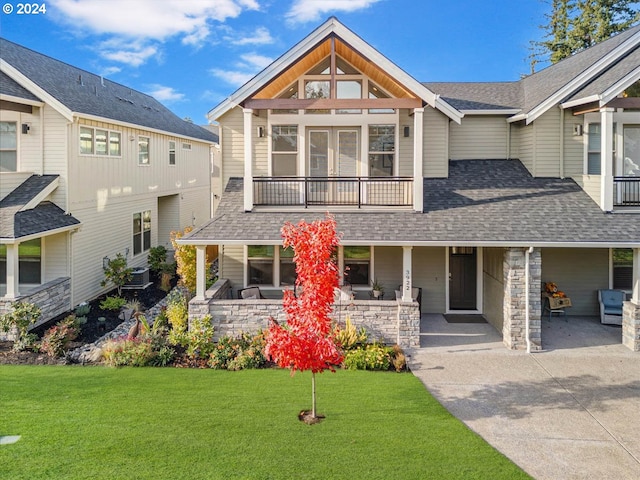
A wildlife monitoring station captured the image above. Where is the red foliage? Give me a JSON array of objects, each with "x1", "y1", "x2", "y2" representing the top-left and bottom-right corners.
[{"x1": 264, "y1": 215, "x2": 344, "y2": 374}]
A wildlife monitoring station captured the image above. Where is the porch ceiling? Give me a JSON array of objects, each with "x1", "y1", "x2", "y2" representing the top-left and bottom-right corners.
[{"x1": 183, "y1": 160, "x2": 640, "y2": 247}]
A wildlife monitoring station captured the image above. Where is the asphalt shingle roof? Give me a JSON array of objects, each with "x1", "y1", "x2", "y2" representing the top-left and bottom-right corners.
[
  {"x1": 0, "y1": 38, "x2": 217, "y2": 143},
  {"x1": 423, "y1": 82, "x2": 522, "y2": 111},
  {"x1": 0, "y1": 175, "x2": 80, "y2": 239},
  {"x1": 185, "y1": 160, "x2": 640, "y2": 246},
  {"x1": 0, "y1": 70, "x2": 40, "y2": 102}
]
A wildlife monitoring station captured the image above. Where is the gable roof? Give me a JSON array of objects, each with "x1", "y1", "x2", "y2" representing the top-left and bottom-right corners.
[
  {"x1": 207, "y1": 17, "x2": 462, "y2": 123},
  {"x1": 0, "y1": 175, "x2": 80, "y2": 240},
  {"x1": 0, "y1": 38, "x2": 217, "y2": 144},
  {"x1": 425, "y1": 24, "x2": 640, "y2": 122},
  {"x1": 0, "y1": 70, "x2": 41, "y2": 102},
  {"x1": 181, "y1": 160, "x2": 640, "y2": 248}
]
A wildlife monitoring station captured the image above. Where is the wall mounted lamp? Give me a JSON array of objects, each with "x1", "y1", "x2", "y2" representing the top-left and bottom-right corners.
[
  {"x1": 403, "y1": 126, "x2": 410, "y2": 137},
  {"x1": 257, "y1": 126, "x2": 265, "y2": 138},
  {"x1": 102, "y1": 256, "x2": 110, "y2": 270},
  {"x1": 22, "y1": 123, "x2": 30, "y2": 134}
]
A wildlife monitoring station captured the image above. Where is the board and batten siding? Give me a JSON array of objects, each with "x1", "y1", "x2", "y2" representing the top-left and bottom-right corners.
[
  {"x1": 413, "y1": 246, "x2": 446, "y2": 312},
  {"x1": 423, "y1": 107, "x2": 449, "y2": 178},
  {"x1": 43, "y1": 232, "x2": 69, "y2": 281},
  {"x1": 541, "y1": 248, "x2": 608, "y2": 316},
  {"x1": 219, "y1": 107, "x2": 245, "y2": 188},
  {"x1": 220, "y1": 244, "x2": 245, "y2": 295},
  {"x1": 449, "y1": 116, "x2": 509, "y2": 160},
  {"x1": 482, "y1": 247, "x2": 504, "y2": 330}
]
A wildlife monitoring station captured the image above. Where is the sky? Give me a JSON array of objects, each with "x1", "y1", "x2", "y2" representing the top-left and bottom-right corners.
[{"x1": 1, "y1": 0, "x2": 549, "y2": 124}]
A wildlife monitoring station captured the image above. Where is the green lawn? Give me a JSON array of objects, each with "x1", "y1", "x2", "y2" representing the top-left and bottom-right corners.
[{"x1": 0, "y1": 366, "x2": 530, "y2": 480}]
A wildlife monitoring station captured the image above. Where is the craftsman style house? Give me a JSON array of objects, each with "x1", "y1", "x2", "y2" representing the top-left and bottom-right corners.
[
  {"x1": 181, "y1": 17, "x2": 640, "y2": 351},
  {"x1": 0, "y1": 38, "x2": 217, "y2": 332}
]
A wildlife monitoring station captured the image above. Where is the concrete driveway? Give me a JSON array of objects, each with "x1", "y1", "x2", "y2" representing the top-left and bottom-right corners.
[{"x1": 409, "y1": 314, "x2": 640, "y2": 480}]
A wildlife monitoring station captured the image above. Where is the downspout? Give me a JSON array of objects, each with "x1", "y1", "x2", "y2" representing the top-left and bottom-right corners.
[{"x1": 525, "y1": 246, "x2": 534, "y2": 354}]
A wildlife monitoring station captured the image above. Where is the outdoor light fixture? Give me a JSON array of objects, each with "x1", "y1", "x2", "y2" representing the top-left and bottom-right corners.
[
  {"x1": 403, "y1": 126, "x2": 410, "y2": 137},
  {"x1": 21, "y1": 123, "x2": 30, "y2": 134},
  {"x1": 102, "y1": 256, "x2": 110, "y2": 269},
  {"x1": 257, "y1": 126, "x2": 265, "y2": 138},
  {"x1": 573, "y1": 124, "x2": 583, "y2": 136}
]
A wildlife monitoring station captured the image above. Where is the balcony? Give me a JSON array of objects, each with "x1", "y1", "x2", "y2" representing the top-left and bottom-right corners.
[
  {"x1": 614, "y1": 177, "x2": 640, "y2": 207},
  {"x1": 253, "y1": 176, "x2": 414, "y2": 208}
]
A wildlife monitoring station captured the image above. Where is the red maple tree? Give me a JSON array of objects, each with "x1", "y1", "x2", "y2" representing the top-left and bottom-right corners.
[{"x1": 264, "y1": 215, "x2": 344, "y2": 420}]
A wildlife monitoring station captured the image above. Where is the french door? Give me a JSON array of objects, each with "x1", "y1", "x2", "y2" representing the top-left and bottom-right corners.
[{"x1": 307, "y1": 128, "x2": 359, "y2": 203}]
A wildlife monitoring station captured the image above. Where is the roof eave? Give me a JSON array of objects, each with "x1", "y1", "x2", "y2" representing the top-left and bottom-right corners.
[
  {"x1": 0, "y1": 222, "x2": 81, "y2": 244},
  {"x1": 0, "y1": 93, "x2": 44, "y2": 107},
  {"x1": 460, "y1": 109, "x2": 520, "y2": 115}
]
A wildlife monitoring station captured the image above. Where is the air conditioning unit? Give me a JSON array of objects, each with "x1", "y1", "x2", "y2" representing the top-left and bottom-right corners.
[{"x1": 126, "y1": 267, "x2": 150, "y2": 287}]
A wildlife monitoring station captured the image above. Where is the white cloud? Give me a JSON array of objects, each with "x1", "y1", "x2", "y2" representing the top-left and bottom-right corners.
[
  {"x1": 51, "y1": 0, "x2": 259, "y2": 40},
  {"x1": 146, "y1": 84, "x2": 186, "y2": 103},
  {"x1": 210, "y1": 52, "x2": 274, "y2": 86},
  {"x1": 228, "y1": 27, "x2": 274, "y2": 46},
  {"x1": 286, "y1": 0, "x2": 381, "y2": 24},
  {"x1": 98, "y1": 38, "x2": 159, "y2": 67},
  {"x1": 99, "y1": 66, "x2": 122, "y2": 77}
]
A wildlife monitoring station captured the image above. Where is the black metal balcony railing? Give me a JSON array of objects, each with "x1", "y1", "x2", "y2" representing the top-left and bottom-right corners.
[
  {"x1": 253, "y1": 176, "x2": 413, "y2": 208},
  {"x1": 614, "y1": 177, "x2": 640, "y2": 207}
]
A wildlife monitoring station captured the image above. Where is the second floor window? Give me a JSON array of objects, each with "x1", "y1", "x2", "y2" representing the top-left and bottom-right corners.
[
  {"x1": 169, "y1": 141, "x2": 176, "y2": 165},
  {"x1": 587, "y1": 123, "x2": 601, "y2": 175},
  {"x1": 138, "y1": 136, "x2": 150, "y2": 165},
  {"x1": 0, "y1": 121, "x2": 17, "y2": 172},
  {"x1": 80, "y1": 126, "x2": 121, "y2": 157},
  {"x1": 369, "y1": 125, "x2": 395, "y2": 176},
  {"x1": 272, "y1": 126, "x2": 298, "y2": 176}
]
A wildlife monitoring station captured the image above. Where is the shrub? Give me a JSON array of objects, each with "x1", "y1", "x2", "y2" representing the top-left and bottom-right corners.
[
  {"x1": 102, "y1": 333, "x2": 174, "y2": 367},
  {"x1": 100, "y1": 253, "x2": 133, "y2": 296},
  {"x1": 0, "y1": 301, "x2": 41, "y2": 351},
  {"x1": 333, "y1": 316, "x2": 368, "y2": 351},
  {"x1": 170, "y1": 227, "x2": 212, "y2": 293},
  {"x1": 343, "y1": 344, "x2": 392, "y2": 371},
  {"x1": 184, "y1": 315, "x2": 215, "y2": 360},
  {"x1": 100, "y1": 295, "x2": 127, "y2": 311},
  {"x1": 207, "y1": 332, "x2": 268, "y2": 370},
  {"x1": 147, "y1": 245, "x2": 168, "y2": 274},
  {"x1": 166, "y1": 290, "x2": 189, "y2": 346},
  {"x1": 40, "y1": 317, "x2": 79, "y2": 357},
  {"x1": 391, "y1": 344, "x2": 407, "y2": 372}
]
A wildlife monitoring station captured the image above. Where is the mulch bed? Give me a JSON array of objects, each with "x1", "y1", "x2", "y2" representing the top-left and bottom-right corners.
[{"x1": 0, "y1": 274, "x2": 176, "y2": 366}]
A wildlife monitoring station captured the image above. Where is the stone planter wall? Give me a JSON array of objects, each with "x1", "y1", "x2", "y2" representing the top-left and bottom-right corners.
[
  {"x1": 0, "y1": 278, "x2": 71, "y2": 341},
  {"x1": 622, "y1": 300, "x2": 640, "y2": 352}
]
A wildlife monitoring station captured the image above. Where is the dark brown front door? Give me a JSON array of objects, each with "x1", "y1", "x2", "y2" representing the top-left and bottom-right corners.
[{"x1": 449, "y1": 247, "x2": 477, "y2": 310}]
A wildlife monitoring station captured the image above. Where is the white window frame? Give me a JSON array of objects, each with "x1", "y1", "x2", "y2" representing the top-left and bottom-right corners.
[
  {"x1": 79, "y1": 126, "x2": 122, "y2": 157},
  {"x1": 243, "y1": 245, "x2": 297, "y2": 288},
  {"x1": 182, "y1": 142, "x2": 192, "y2": 150},
  {"x1": 270, "y1": 125, "x2": 299, "y2": 176},
  {"x1": 368, "y1": 124, "x2": 397, "y2": 176},
  {"x1": 138, "y1": 135, "x2": 150, "y2": 165},
  {"x1": 132, "y1": 210, "x2": 151, "y2": 256},
  {"x1": 169, "y1": 140, "x2": 176, "y2": 166},
  {"x1": 0, "y1": 119, "x2": 19, "y2": 172}
]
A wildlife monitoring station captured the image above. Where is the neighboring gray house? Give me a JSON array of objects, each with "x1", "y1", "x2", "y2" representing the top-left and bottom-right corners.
[
  {"x1": 180, "y1": 17, "x2": 640, "y2": 352},
  {"x1": 0, "y1": 38, "x2": 217, "y2": 332}
]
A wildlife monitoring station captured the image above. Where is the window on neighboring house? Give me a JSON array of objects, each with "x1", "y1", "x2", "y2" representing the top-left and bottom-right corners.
[
  {"x1": 613, "y1": 248, "x2": 633, "y2": 290},
  {"x1": 0, "y1": 121, "x2": 18, "y2": 172},
  {"x1": 272, "y1": 125, "x2": 298, "y2": 176},
  {"x1": 246, "y1": 246, "x2": 296, "y2": 286},
  {"x1": 133, "y1": 210, "x2": 151, "y2": 255},
  {"x1": 369, "y1": 125, "x2": 395, "y2": 176},
  {"x1": 0, "y1": 239, "x2": 41, "y2": 284},
  {"x1": 138, "y1": 136, "x2": 150, "y2": 165},
  {"x1": 343, "y1": 246, "x2": 371, "y2": 286},
  {"x1": 80, "y1": 126, "x2": 94, "y2": 155},
  {"x1": 182, "y1": 143, "x2": 191, "y2": 150},
  {"x1": 169, "y1": 141, "x2": 176, "y2": 166},
  {"x1": 80, "y1": 126, "x2": 121, "y2": 157}
]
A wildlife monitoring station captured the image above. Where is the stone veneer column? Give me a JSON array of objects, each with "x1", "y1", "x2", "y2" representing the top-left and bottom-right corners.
[
  {"x1": 622, "y1": 301, "x2": 640, "y2": 351},
  {"x1": 503, "y1": 248, "x2": 542, "y2": 350}
]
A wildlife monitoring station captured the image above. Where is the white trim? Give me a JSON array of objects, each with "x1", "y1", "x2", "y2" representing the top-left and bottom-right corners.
[
  {"x1": 444, "y1": 246, "x2": 483, "y2": 314},
  {"x1": 561, "y1": 95, "x2": 601, "y2": 109},
  {"x1": 600, "y1": 64, "x2": 640, "y2": 105},
  {"x1": 524, "y1": 29, "x2": 640, "y2": 125},
  {"x1": 0, "y1": 224, "x2": 80, "y2": 244},
  {"x1": 0, "y1": 93, "x2": 44, "y2": 107},
  {"x1": 207, "y1": 18, "x2": 462, "y2": 124},
  {"x1": 460, "y1": 109, "x2": 520, "y2": 115},
  {"x1": 22, "y1": 177, "x2": 59, "y2": 211},
  {"x1": 1, "y1": 60, "x2": 73, "y2": 121}
]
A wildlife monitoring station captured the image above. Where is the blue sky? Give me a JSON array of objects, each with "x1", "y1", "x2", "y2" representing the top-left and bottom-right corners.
[{"x1": 1, "y1": 0, "x2": 549, "y2": 123}]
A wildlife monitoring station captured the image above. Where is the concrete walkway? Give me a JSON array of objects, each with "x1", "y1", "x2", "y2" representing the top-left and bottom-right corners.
[{"x1": 409, "y1": 314, "x2": 640, "y2": 480}]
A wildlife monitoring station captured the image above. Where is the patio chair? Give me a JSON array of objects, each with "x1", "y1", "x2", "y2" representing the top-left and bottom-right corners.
[
  {"x1": 597, "y1": 289, "x2": 624, "y2": 325},
  {"x1": 238, "y1": 286, "x2": 264, "y2": 300},
  {"x1": 396, "y1": 285, "x2": 422, "y2": 311}
]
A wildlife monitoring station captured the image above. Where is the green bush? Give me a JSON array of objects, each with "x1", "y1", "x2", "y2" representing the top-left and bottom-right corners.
[
  {"x1": 40, "y1": 317, "x2": 79, "y2": 357},
  {"x1": 147, "y1": 246, "x2": 168, "y2": 274},
  {"x1": 102, "y1": 333, "x2": 175, "y2": 367},
  {"x1": 343, "y1": 344, "x2": 392, "y2": 371},
  {"x1": 100, "y1": 253, "x2": 133, "y2": 296},
  {"x1": 208, "y1": 332, "x2": 267, "y2": 370},
  {"x1": 0, "y1": 301, "x2": 41, "y2": 351},
  {"x1": 184, "y1": 315, "x2": 215, "y2": 360},
  {"x1": 166, "y1": 290, "x2": 189, "y2": 346},
  {"x1": 334, "y1": 316, "x2": 368, "y2": 351},
  {"x1": 100, "y1": 295, "x2": 127, "y2": 311}
]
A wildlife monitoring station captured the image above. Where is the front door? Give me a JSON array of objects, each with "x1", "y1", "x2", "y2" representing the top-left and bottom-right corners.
[
  {"x1": 449, "y1": 247, "x2": 477, "y2": 310},
  {"x1": 307, "y1": 128, "x2": 359, "y2": 204}
]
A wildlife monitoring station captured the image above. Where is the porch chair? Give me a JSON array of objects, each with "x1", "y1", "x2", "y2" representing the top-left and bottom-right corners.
[
  {"x1": 396, "y1": 285, "x2": 422, "y2": 312},
  {"x1": 238, "y1": 286, "x2": 264, "y2": 300},
  {"x1": 597, "y1": 289, "x2": 624, "y2": 325}
]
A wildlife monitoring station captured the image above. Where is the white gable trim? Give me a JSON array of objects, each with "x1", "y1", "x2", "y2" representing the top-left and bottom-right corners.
[
  {"x1": 460, "y1": 109, "x2": 520, "y2": 115},
  {"x1": 518, "y1": 30, "x2": 640, "y2": 125},
  {"x1": 560, "y1": 95, "x2": 600, "y2": 109},
  {"x1": 22, "y1": 177, "x2": 59, "y2": 211},
  {"x1": 207, "y1": 17, "x2": 462, "y2": 124},
  {"x1": 600, "y1": 64, "x2": 640, "y2": 105},
  {"x1": 1, "y1": 59, "x2": 74, "y2": 121},
  {"x1": 0, "y1": 93, "x2": 44, "y2": 107}
]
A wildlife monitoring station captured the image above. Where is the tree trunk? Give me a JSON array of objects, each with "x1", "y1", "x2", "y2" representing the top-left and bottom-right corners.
[{"x1": 311, "y1": 372, "x2": 316, "y2": 418}]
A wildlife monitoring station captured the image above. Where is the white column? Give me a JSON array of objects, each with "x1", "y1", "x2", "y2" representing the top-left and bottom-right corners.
[
  {"x1": 413, "y1": 108, "x2": 424, "y2": 212},
  {"x1": 5, "y1": 243, "x2": 19, "y2": 298},
  {"x1": 243, "y1": 108, "x2": 254, "y2": 212},
  {"x1": 195, "y1": 245, "x2": 207, "y2": 301},
  {"x1": 402, "y1": 246, "x2": 413, "y2": 302},
  {"x1": 600, "y1": 108, "x2": 614, "y2": 212},
  {"x1": 632, "y1": 248, "x2": 640, "y2": 304}
]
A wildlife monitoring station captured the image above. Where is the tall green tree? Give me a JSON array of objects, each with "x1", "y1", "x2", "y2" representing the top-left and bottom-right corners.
[{"x1": 532, "y1": 0, "x2": 639, "y2": 69}]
